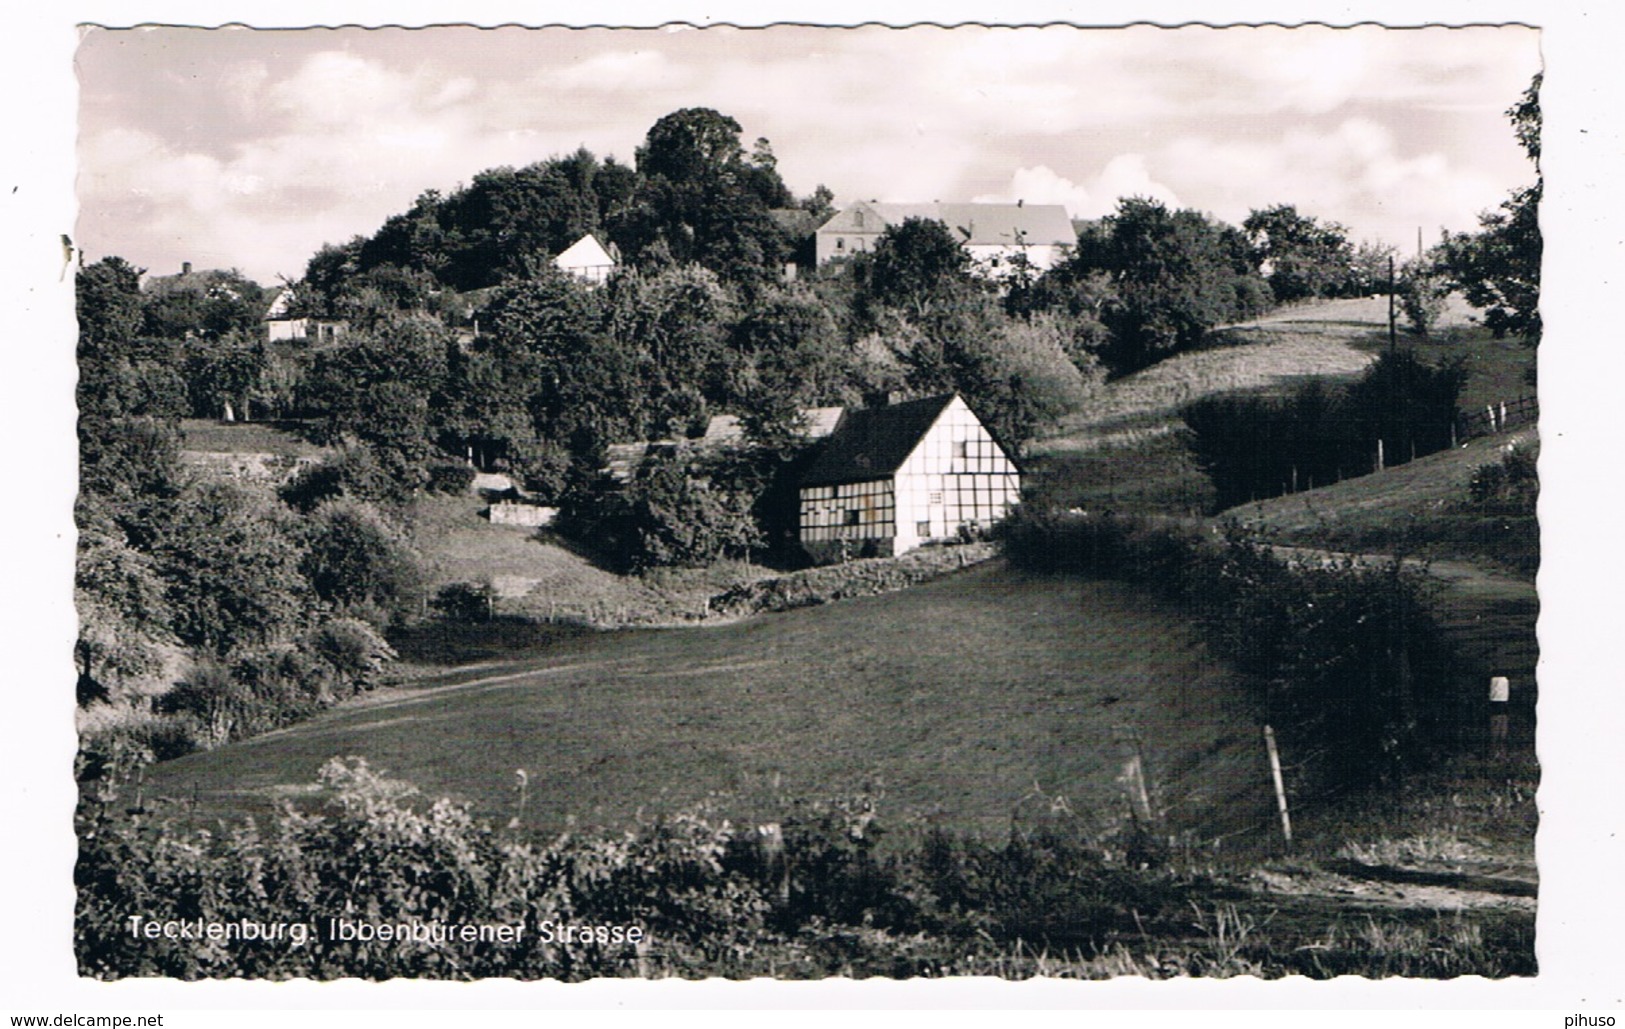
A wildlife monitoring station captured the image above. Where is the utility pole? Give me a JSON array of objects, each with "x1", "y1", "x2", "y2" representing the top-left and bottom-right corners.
[{"x1": 1387, "y1": 254, "x2": 1398, "y2": 354}]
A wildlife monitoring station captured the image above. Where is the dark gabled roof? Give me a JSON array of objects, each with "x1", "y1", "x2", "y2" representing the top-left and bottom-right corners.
[{"x1": 799, "y1": 394, "x2": 957, "y2": 488}]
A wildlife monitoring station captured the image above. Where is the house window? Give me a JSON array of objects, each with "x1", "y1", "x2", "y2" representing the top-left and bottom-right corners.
[
  {"x1": 952, "y1": 441, "x2": 968, "y2": 460},
  {"x1": 916, "y1": 520, "x2": 931, "y2": 537},
  {"x1": 836, "y1": 238, "x2": 846, "y2": 251},
  {"x1": 854, "y1": 211, "x2": 865, "y2": 229},
  {"x1": 844, "y1": 509, "x2": 860, "y2": 526}
]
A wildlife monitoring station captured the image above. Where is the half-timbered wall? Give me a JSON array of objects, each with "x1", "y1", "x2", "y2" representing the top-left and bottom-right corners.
[{"x1": 798, "y1": 479, "x2": 896, "y2": 549}]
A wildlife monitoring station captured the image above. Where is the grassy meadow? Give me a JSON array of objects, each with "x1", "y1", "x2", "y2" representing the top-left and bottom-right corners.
[
  {"x1": 1026, "y1": 292, "x2": 1535, "y2": 517},
  {"x1": 145, "y1": 561, "x2": 1274, "y2": 846}
]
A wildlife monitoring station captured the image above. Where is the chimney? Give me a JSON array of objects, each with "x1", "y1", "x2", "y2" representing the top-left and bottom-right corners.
[
  {"x1": 182, "y1": 261, "x2": 192, "y2": 276},
  {"x1": 1017, "y1": 198, "x2": 1024, "y2": 207}
]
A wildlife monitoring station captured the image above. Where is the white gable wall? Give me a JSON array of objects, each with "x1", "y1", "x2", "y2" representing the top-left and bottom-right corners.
[
  {"x1": 554, "y1": 235, "x2": 617, "y2": 285},
  {"x1": 267, "y1": 318, "x2": 309, "y2": 342},
  {"x1": 965, "y1": 243, "x2": 1073, "y2": 279},
  {"x1": 891, "y1": 396, "x2": 1021, "y2": 554}
]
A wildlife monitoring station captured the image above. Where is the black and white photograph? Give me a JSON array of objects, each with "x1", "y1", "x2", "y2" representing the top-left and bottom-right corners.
[{"x1": 6, "y1": 0, "x2": 1625, "y2": 1017}]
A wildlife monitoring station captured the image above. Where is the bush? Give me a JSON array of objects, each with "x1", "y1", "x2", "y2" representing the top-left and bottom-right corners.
[
  {"x1": 425, "y1": 460, "x2": 477, "y2": 495},
  {"x1": 75, "y1": 757, "x2": 1194, "y2": 980},
  {"x1": 307, "y1": 618, "x2": 397, "y2": 694},
  {"x1": 300, "y1": 498, "x2": 423, "y2": 627},
  {"x1": 147, "y1": 618, "x2": 399, "y2": 747},
  {"x1": 432, "y1": 581, "x2": 495, "y2": 622},
  {"x1": 280, "y1": 445, "x2": 409, "y2": 513},
  {"x1": 1467, "y1": 440, "x2": 1538, "y2": 511},
  {"x1": 76, "y1": 709, "x2": 204, "y2": 776},
  {"x1": 1398, "y1": 263, "x2": 1448, "y2": 336}
]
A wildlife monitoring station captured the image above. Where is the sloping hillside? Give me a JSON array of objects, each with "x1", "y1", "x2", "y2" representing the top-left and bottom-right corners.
[
  {"x1": 404, "y1": 494, "x2": 777, "y2": 631},
  {"x1": 1229, "y1": 427, "x2": 1537, "y2": 548},
  {"x1": 145, "y1": 561, "x2": 1273, "y2": 844},
  {"x1": 1039, "y1": 293, "x2": 1491, "y2": 452}
]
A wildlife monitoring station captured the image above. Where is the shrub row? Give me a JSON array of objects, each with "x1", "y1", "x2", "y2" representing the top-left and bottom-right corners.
[
  {"x1": 76, "y1": 756, "x2": 1531, "y2": 980},
  {"x1": 74, "y1": 756, "x2": 1211, "y2": 980},
  {"x1": 77, "y1": 618, "x2": 398, "y2": 776},
  {"x1": 1181, "y1": 350, "x2": 1467, "y2": 511},
  {"x1": 707, "y1": 543, "x2": 996, "y2": 617}
]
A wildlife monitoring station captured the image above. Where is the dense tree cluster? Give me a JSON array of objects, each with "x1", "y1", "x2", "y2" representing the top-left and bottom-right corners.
[
  {"x1": 1016, "y1": 198, "x2": 1272, "y2": 373},
  {"x1": 75, "y1": 261, "x2": 422, "y2": 761},
  {"x1": 1433, "y1": 74, "x2": 1542, "y2": 347}
]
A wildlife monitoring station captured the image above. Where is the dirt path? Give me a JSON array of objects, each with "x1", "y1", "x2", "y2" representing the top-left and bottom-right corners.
[{"x1": 1250, "y1": 859, "x2": 1536, "y2": 913}]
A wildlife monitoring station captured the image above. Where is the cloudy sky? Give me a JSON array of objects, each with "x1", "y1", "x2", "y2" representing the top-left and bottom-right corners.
[{"x1": 77, "y1": 23, "x2": 1542, "y2": 284}]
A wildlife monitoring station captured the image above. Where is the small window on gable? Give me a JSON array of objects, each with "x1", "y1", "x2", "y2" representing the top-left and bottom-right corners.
[
  {"x1": 952, "y1": 441, "x2": 968, "y2": 460},
  {"x1": 854, "y1": 211, "x2": 865, "y2": 229}
]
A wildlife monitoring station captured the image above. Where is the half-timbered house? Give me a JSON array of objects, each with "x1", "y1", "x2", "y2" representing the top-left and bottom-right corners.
[{"x1": 798, "y1": 394, "x2": 1020, "y2": 562}]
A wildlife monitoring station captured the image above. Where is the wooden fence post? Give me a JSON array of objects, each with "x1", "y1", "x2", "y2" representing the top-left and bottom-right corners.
[
  {"x1": 1116, "y1": 728, "x2": 1154, "y2": 825},
  {"x1": 1489, "y1": 676, "x2": 1510, "y2": 760},
  {"x1": 1263, "y1": 725, "x2": 1292, "y2": 849}
]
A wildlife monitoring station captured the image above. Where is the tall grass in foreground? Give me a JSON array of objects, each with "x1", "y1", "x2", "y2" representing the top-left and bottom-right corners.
[{"x1": 76, "y1": 754, "x2": 1532, "y2": 981}]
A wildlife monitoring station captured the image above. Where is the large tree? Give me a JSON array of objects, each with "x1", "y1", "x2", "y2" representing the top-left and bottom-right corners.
[
  {"x1": 304, "y1": 314, "x2": 453, "y2": 477},
  {"x1": 1437, "y1": 73, "x2": 1542, "y2": 345},
  {"x1": 614, "y1": 108, "x2": 794, "y2": 285},
  {"x1": 855, "y1": 216, "x2": 979, "y2": 324},
  {"x1": 1082, "y1": 197, "x2": 1270, "y2": 371},
  {"x1": 1243, "y1": 204, "x2": 1356, "y2": 302}
]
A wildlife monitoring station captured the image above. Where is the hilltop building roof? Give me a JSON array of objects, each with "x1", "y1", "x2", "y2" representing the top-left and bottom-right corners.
[{"x1": 817, "y1": 201, "x2": 1075, "y2": 247}]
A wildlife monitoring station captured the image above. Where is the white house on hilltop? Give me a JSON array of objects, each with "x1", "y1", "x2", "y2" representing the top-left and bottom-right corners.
[
  {"x1": 815, "y1": 201, "x2": 1075, "y2": 279},
  {"x1": 798, "y1": 394, "x2": 1021, "y2": 563},
  {"x1": 554, "y1": 233, "x2": 619, "y2": 286}
]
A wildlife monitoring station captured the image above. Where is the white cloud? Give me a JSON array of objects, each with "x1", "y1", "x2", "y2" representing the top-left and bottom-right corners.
[
  {"x1": 74, "y1": 26, "x2": 1543, "y2": 283},
  {"x1": 975, "y1": 160, "x2": 1182, "y2": 221},
  {"x1": 532, "y1": 50, "x2": 684, "y2": 93},
  {"x1": 1160, "y1": 118, "x2": 1512, "y2": 248}
]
